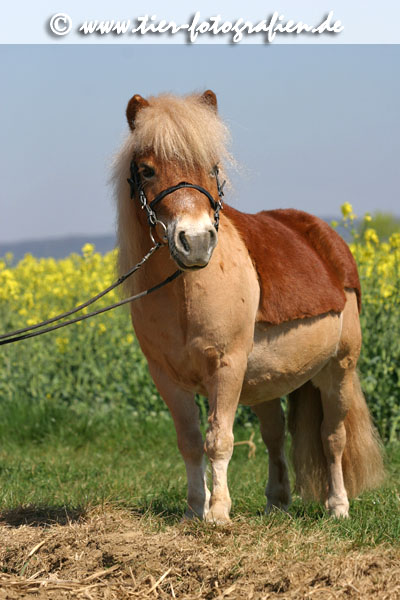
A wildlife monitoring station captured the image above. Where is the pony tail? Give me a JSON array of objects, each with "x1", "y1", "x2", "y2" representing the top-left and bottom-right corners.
[
  {"x1": 288, "y1": 376, "x2": 385, "y2": 502},
  {"x1": 340, "y1": 373, "x2": 385, "y2": 497}
]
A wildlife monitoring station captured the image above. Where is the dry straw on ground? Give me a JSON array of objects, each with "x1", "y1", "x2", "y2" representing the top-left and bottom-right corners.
[{"x1": 0, "y1": 507, "x2": 399, "y2": 599}]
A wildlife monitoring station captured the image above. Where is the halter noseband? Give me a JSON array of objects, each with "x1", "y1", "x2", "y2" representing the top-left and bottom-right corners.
[{"x1": 127, "y1": 160, "x2": 225, "y2": 236}]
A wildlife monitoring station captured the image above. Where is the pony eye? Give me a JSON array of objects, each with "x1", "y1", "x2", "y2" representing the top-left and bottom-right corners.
[
  {"x1": 210, "y1": 165, "x2": 218, "y2": 177},
  {"x1": 141, "y1": 165, "x2": 155, "y2": 179}
]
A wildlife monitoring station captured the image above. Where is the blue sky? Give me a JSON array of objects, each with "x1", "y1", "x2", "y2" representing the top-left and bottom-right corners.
[{"x1": 0, "y1": 44, "x2": 399, "y2": 242}]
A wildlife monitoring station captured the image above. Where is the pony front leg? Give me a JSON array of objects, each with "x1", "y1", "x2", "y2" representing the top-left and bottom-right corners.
[
  {"x1": 147, "y1": 362, "x2": 210, "y2": 520},
  {"x1": 205, "y1": 354, "x2": 247, "y2": 524}
]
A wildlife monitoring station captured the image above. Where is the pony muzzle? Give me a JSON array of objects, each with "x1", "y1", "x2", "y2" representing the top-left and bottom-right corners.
[{"x1": 171, "y1": 224, "x2": 217, "y2": 269}]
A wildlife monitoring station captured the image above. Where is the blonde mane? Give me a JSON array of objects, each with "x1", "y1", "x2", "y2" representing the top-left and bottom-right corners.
[
  {"x1": 132, "y1": 93, "x2": 232, "y2": 170},
  {"x1": 113, "y1": 92, "x2": 233, "y2": 281}
]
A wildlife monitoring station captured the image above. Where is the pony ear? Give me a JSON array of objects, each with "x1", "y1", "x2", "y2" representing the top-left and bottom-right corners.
[
  {"x1": 201, "y1": 90, "x2": 218, "y2": 111},
  {"x1": 126, "y1": 94, "x2": 149, "y2": 131}
]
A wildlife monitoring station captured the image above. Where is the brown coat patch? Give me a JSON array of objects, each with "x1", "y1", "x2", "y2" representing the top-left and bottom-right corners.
[{"x1": 223, "y1": 206, "x2": 361, "y2": 325}]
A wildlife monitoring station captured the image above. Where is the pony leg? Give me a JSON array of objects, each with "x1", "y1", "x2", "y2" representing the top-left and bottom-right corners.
[
  {"x1": 252, "y1": 399, "x2": 291, "y2": 513},
  {"x1": 313, "y1": 366, "x2": 353, "y2": 518},
  {"x1": 204, "y1": 353, "x2": 247, "y2": 524},
  {"x1": 292, "y1": 292, "x2": 383, "y2": 514},
  {"x1": 148, "y1": 363, "x2": 210, "y2": 520}
]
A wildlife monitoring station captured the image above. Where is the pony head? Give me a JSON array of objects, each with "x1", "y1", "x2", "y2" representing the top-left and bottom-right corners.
[{"x1": 123, "y1": 91, "x2": 231, "y2": 270}]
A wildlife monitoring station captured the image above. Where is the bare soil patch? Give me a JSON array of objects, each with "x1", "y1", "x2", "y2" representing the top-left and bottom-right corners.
[{"x1": 0, "y1": 507, "x2": 399, "y2": 599}]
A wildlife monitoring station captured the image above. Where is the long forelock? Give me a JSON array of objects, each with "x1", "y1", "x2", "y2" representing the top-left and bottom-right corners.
[
  {"x1": 130, "y1": 94, "x2": 232, "y2": 172},
  {"x1": 112, "y1": 93, "x2": 234, "y2": 282}
]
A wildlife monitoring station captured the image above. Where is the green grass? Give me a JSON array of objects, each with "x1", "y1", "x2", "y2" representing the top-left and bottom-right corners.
[{"x1": 1, "y1": 414, "x2": 399, "y2": 548}]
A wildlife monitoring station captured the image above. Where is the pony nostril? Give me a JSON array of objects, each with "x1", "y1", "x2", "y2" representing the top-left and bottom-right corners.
[
  {"x1": 209, "y1": 228, "x2": 216, "y2": 244},
  {"x1": 178, "y1": 231, "x2": 190, "y2": 253}
]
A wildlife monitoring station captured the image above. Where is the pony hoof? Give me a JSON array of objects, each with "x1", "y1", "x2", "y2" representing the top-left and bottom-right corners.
[
  {"x1": 265, "y1": 501, "x2": 290, "y2": 515},
  {"x1": 180, "y1": 511, "x2": 200, "y2": 523},
  {"x1": 265, "y1": 489, "x2": 291, "y2": 515},
  {"x1": 205, "y1": 507, "x2": 231, "y2": 525},
  {"x1": 328, "y1": 502, "x2": 349, "y2": 519},
  {"x1": 181, "y1": 505, "x2": 208, "y2": 522},
  {"x1": 329, "y1": 508, "x2": 349, "y2": 519}
]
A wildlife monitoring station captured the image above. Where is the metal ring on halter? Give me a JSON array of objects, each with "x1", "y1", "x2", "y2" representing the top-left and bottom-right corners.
[{"x1": 150, "y1": 219, "x2": 168, "y2": 245}]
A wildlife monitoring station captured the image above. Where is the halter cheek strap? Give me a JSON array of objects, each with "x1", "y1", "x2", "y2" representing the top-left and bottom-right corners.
[{"x1": 127, "y1": 160, "x2": 225, "y2": 231}]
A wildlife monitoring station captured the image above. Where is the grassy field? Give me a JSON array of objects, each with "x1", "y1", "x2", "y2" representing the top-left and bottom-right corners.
[
  {"x1": 0, "y1": 417, "x2": 399, "y2": 544},
  {"x1": 0, "y1": 418, "x2": 399, "y2": 599}
]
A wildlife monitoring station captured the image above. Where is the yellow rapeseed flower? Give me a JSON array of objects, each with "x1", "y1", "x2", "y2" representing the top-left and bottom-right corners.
[
  {"x1": 55, "y1": 337, "x2": 69, "y2": 353},
  {"x1": 364, "y1": 228, "x2": 379, "y2": 245},
  {"x1": 389, "y1": 232, "x2": 400, "y2": 249},
  {"x1": 341, "y1": 202, "x2": 353, "y2": 219},
  {"x1": 82, "y1": 243, "x2": 95, "y2": 258}
]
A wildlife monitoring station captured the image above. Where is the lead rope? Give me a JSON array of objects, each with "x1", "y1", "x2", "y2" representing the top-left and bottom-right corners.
[
  {"x1": 0, "y1": 243, "x2": 182, "y2": 346},
  {"x1": 1, "y1": 164, "x2": 224, "y2": 346}
]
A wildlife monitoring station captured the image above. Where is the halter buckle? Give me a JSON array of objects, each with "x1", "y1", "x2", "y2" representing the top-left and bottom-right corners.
[{"x1": 150, "y1": 219, "x2": 168, "y2": 245}]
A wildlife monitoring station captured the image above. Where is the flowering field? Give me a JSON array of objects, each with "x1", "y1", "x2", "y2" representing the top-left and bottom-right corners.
[
  {"x1": 0, "y1": 206, "x2": 399, "y2": 443},
  {"x1": 339, "y1": 204, "x2": 400, "y2": 442}
]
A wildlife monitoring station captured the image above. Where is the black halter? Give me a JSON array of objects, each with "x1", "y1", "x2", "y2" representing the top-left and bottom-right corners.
[{"x1": 127, "y1": 160, "x2": 225, "y2": 232}]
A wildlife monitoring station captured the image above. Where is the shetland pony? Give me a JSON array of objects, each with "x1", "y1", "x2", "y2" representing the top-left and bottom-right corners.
[{"x1": 113, "y1": 91, "x2": 383, "y2": 523}]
